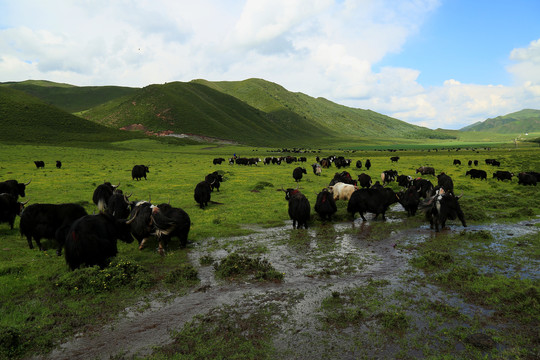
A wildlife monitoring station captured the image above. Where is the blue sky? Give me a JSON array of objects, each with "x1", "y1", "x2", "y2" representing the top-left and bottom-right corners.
[
  {"x1": 1, "y1": 0, "x2": 539, "y2": 130},
  {"x1": 376, "y1": 0, "x2": 540, "y2": 87}
]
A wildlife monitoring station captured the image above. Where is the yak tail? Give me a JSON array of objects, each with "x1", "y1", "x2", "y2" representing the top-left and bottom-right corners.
[{"x1": 97, "y1": 198, "x2": 107, "y2": 213}]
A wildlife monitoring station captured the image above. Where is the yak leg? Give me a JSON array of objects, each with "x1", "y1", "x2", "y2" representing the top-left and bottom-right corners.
[
  {"x1": 158, "y1": 241, "x2": 165, "y2": 256},
  {"x1": 139, "y1": 237, "x2": 149, "y2": 250},
  {"x1": 26, "y1": 236, "x2": 34, "y2": 249}
]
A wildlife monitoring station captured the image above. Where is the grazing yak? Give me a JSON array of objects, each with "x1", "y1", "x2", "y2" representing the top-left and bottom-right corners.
[
  {"x1": 357, "y1": 173, "x2": 372, "y2": 188},
  {"x1": 293, "y1": 167, "x2": 307, "y2": 182},
  {"x1": 355, "y1": 160, "x2": 362, "y2": 169},
  {"x1": 92, "y1": 182, "x2": 120, "y2": 212},
  {"x1": 518, "y1": 172, "x2": 537, "y2": 186},
  {"x1": 213, "y1": 158, "x2": 226, "y2": 165},
  {"x1": 421, "y1": 191, "x2": 466, "y2": 232},
  {"x1": 128, "y1": 202, "x2": 191, "y2": 254},
  {"x1": 329, "y1": 171, "x2": 356, "y2": 186},
  {"x1": 20, "y1": 203, "x2": 88, "y2": 255},
  {"x1": 397, "y1": 185, "x2": 421, "y2": 217},
  {"x1": 453, "y1": 159, "x2": 461, "y2": 165},
  {"x1": 493, "y1": 171, "x2": 513, "y2": 181},
  {"x1": 412, "y1": 178, "x2": 434, "y2": 199},
  {"x1": 347, "y1": 187, "x2": 398, "y2": 221},
  {"x1": 416, "y1": 166, "x2": 435, "y2": 176},
  {"x1": 282, "y1": 188, "x2": 310, "y2": 229},
  {"x1": 381, "y1": 170, "x2": 398, "y2": 185},
  {"x1": 132, "y1": 165, "x2": 150, "y2": 180},
  {"x1": 152, "y1": 203, "x2": 191, "y2": 251},
  {"x1": 365, "y1": 159, "x2": 371, "y2": 170},
  {"x1": 194, "y1": 180, "x2": 212, "y2": 209},
  {"x1": 312, "y1": 163, "x2": 322, "y2": 176},
  {"x1": 0, "y1": 193, "x2": 27, "y2": 230},
  {"x1": 466, "y1": 169, "x2": 487, "y2": 180},
  {"x1": 314, "y1": 188, "x2": 337, "y2": 221},
  {"x1": 56, "y1": 160, "x2": 62, "y2": 169},
  {"x1": 34, "y1": 161, "x2": 45, "y2": 169},
  {"x1": 107, "y1": 192, "x2": 133, "y2": 219},
  {"x1": 437, "y1": 172, "x2": 454, "y2": 194},
  {"x1": 205, "y1": 171, "x2": 224, "y2": 191},
  {"x1": 396, "y1": 175, "x2": 412, "y2": 188},
  {"x1": 64, "y1": 213, "x2": 134, "y2": 270},
  {"x1": 390, "y1": 156, "x2": 400, "y2": 163},
  {"x1": 329, "y1": 182, "x2": 357, "y2": 201},
  {"x1": 0, "y1": 179, "x2": 31, "y2": 200}
]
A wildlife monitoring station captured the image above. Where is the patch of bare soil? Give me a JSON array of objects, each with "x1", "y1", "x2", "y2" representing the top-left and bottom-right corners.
[{"x1": 37, "y1": 217, "x2": 539, "y2": 360}]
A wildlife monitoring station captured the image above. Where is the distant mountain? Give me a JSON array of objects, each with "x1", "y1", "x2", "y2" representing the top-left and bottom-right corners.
[
  {"x1": 460, "y1": 109, "x2": 540, "y2": 134},
  {"x1": 0, "y1": 86, "x2": 138, "y2": 145},
  {"x1": 0, "y1": 80, "x2": 137, "y2": 113},
  {"x1": 3, "y1": 78, "x2": 455, "y2": 147}
]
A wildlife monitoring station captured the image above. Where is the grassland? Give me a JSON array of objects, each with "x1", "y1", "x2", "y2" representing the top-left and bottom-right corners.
[{"x1": 0, "y1": 139, "x2": 538, "y2": 359}]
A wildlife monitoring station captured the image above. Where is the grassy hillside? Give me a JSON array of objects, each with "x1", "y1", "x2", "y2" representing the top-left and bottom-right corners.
[
  {"x1": 82, "y1": 81, "x2": 334, "y2": 146},
  {"x1": 0, "y1": 80, "x2": 137, "y2": 113},
  {"x1": 0, "y1": 87, "x2": 140, "y2": 146},
  {"x1": 194, "y1": 78, "x2": 449, "y2": 139},
  {"x1": 460, "y1": 109, "x2": 540, "y2": 134}
]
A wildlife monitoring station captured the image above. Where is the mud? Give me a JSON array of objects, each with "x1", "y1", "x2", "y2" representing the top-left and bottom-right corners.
[{"x1": 37, "y1": 216, "x2": 539, "y2": 360}]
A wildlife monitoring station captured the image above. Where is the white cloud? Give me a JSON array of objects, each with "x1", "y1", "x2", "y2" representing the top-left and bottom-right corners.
[{"x1": 0, "y1": 0, "x2": 538, "y2": 130}]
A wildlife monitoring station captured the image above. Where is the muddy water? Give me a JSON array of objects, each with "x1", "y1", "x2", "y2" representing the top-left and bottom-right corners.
[{"x1": 37, "y1": 217, "x2": 539, "y2": 360}]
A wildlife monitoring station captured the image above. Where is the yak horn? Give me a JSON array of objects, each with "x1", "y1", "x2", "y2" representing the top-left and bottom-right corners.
[
  {"x1": 457, "y1": 193, "x2": 464, "y2": 199},
  {"x1": 24, "y1": 179, "x2": 32, "y2": 186},
  {"x1": 21, "y1": 199, "x2": 30, "y2": 205},
  {"x1": 125, "y1": 206, "x2": 140, "y2": 224},
  {"x1": 113, "y1": 182, "x2": 120, "y2": 188}
]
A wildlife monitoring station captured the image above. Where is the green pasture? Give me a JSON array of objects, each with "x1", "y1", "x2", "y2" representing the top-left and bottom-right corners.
[{"x1": 0, "y1": 139, "x2": 539, "y2": 359}]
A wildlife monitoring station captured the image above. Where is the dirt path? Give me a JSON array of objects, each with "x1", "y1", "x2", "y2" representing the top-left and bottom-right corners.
[{"x1": 36, "y1": 218, "x2": 539, "y2": 359}]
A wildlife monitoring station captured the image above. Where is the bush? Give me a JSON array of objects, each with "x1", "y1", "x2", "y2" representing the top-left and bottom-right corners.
[
  {"x1": 214, "y1": 252, "x2": 283, "y2": 282},
  {"x1": 55, "y1": 258, "x2": 151, "y2": 294},
  {"x1": 0, "y1": 326, "x2": 22, "y2": 359},
  {"x1": 164, "y1": 264, "x2": 199, "y2": 286}
]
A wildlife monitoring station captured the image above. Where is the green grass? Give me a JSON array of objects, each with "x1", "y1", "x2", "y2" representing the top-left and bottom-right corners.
[{"x1": 0, "y1": 140, "x2": 539, "y2": 359}]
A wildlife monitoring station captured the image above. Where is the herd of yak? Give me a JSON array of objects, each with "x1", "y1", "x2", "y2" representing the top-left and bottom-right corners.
[{"x1": 0, "y1": 155, "x2": 538, "y2": 272}]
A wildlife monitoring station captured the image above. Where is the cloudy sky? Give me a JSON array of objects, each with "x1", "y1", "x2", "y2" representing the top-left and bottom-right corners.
[{"x1": 1, "y1": 0, "x2": 539, "y2": 129}]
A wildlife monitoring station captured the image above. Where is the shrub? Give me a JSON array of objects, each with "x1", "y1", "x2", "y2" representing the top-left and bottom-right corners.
[
  {"x1": 213, "y1": 252, "x2": 283, "y2": 282},
  {"x1": 55, "y1": 258, "x2": 151, "y2": 294},
  {"x1": 164, "y1": 264, "x2": 199, "y2": 286},
  {"x1": 0, "y1": 326, "x2": 22, "y2": 359}
]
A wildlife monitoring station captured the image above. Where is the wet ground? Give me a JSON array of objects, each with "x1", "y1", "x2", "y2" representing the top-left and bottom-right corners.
[{"x1": 38, "y1": 215, "x2": 540, "y2": 360}]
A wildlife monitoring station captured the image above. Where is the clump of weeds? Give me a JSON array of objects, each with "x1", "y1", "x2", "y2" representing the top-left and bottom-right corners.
[
  {"x1": 164, "y1": 263, "x2": 199, "y2": 288},
  {"x1": 213, "y1": 252, "x2": 284, "y2": 282},
  {"x1": 54, "y1": 258, "x2": 152, "y2": 294}
]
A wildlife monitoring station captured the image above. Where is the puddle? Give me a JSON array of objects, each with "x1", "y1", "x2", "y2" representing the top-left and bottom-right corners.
[{"x1": 38, "y1": 217, "x2": 539, "y2": 360}]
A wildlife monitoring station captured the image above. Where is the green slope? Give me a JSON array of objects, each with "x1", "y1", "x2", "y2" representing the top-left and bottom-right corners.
[
  {"x1": 0, "y1": 80, "x2": 138, "y2": 113},
  {"x1": 460, "y1": 109, "x2": 540, "y2": 134},
  {"x1": 0, "y1": 87, "x2": 139, "y2": 145},
  {"x1": 82, "y1": 81, "x2": 332, "y2": 146},
  {"x1": 194, "y1": 78, "x2": 443, "y2": 139}
]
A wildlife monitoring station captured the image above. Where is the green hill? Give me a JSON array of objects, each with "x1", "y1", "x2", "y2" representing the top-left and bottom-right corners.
[
  {"x1": 3, "y1": 78, "x2": 456, "y2": 147},
  {"x1": 460, "y1": 109, "x2": 540, "y2": 134},
  {"x1": 193, "y1": 78, "x2": 437, "y2": 139},
  {"x1": 0, "y1": 80, "x2": 137, "y2": 113},
  {"x1": 0, "y1": 86, "x2": 139, "y2": 145},
  {"x1": 81, "y1": 81, "x2": 335, "y2": 146}
]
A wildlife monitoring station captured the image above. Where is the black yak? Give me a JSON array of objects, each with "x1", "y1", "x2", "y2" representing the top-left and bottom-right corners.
[
  {"x1": 64, "y1": 213, "x2": 134, "y2": 270},
  {"x1": 421, "y1": 191, "x2": 466, "y2": 232},
  {"x1": 314, "y1": 188, "x2": 337, "y2": 221},
  {"x1": 20, "y1": 203, "x2": 88, "y2": 255},
  {"x1": 283, "y1": 188, "x2": 310, "y2": 229},
  {"x1": 292, "y1": 167, "x2": 307, "y2": 182},
  {"x1": 194, "y1": 180, "x2": 212, "y2": 209},
  {"x1": 132, "y1": 165, "x2": 150, "y2": 180},
  {"x1": 347, "y1": 187, "x2": 398, "y2": 221}
]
